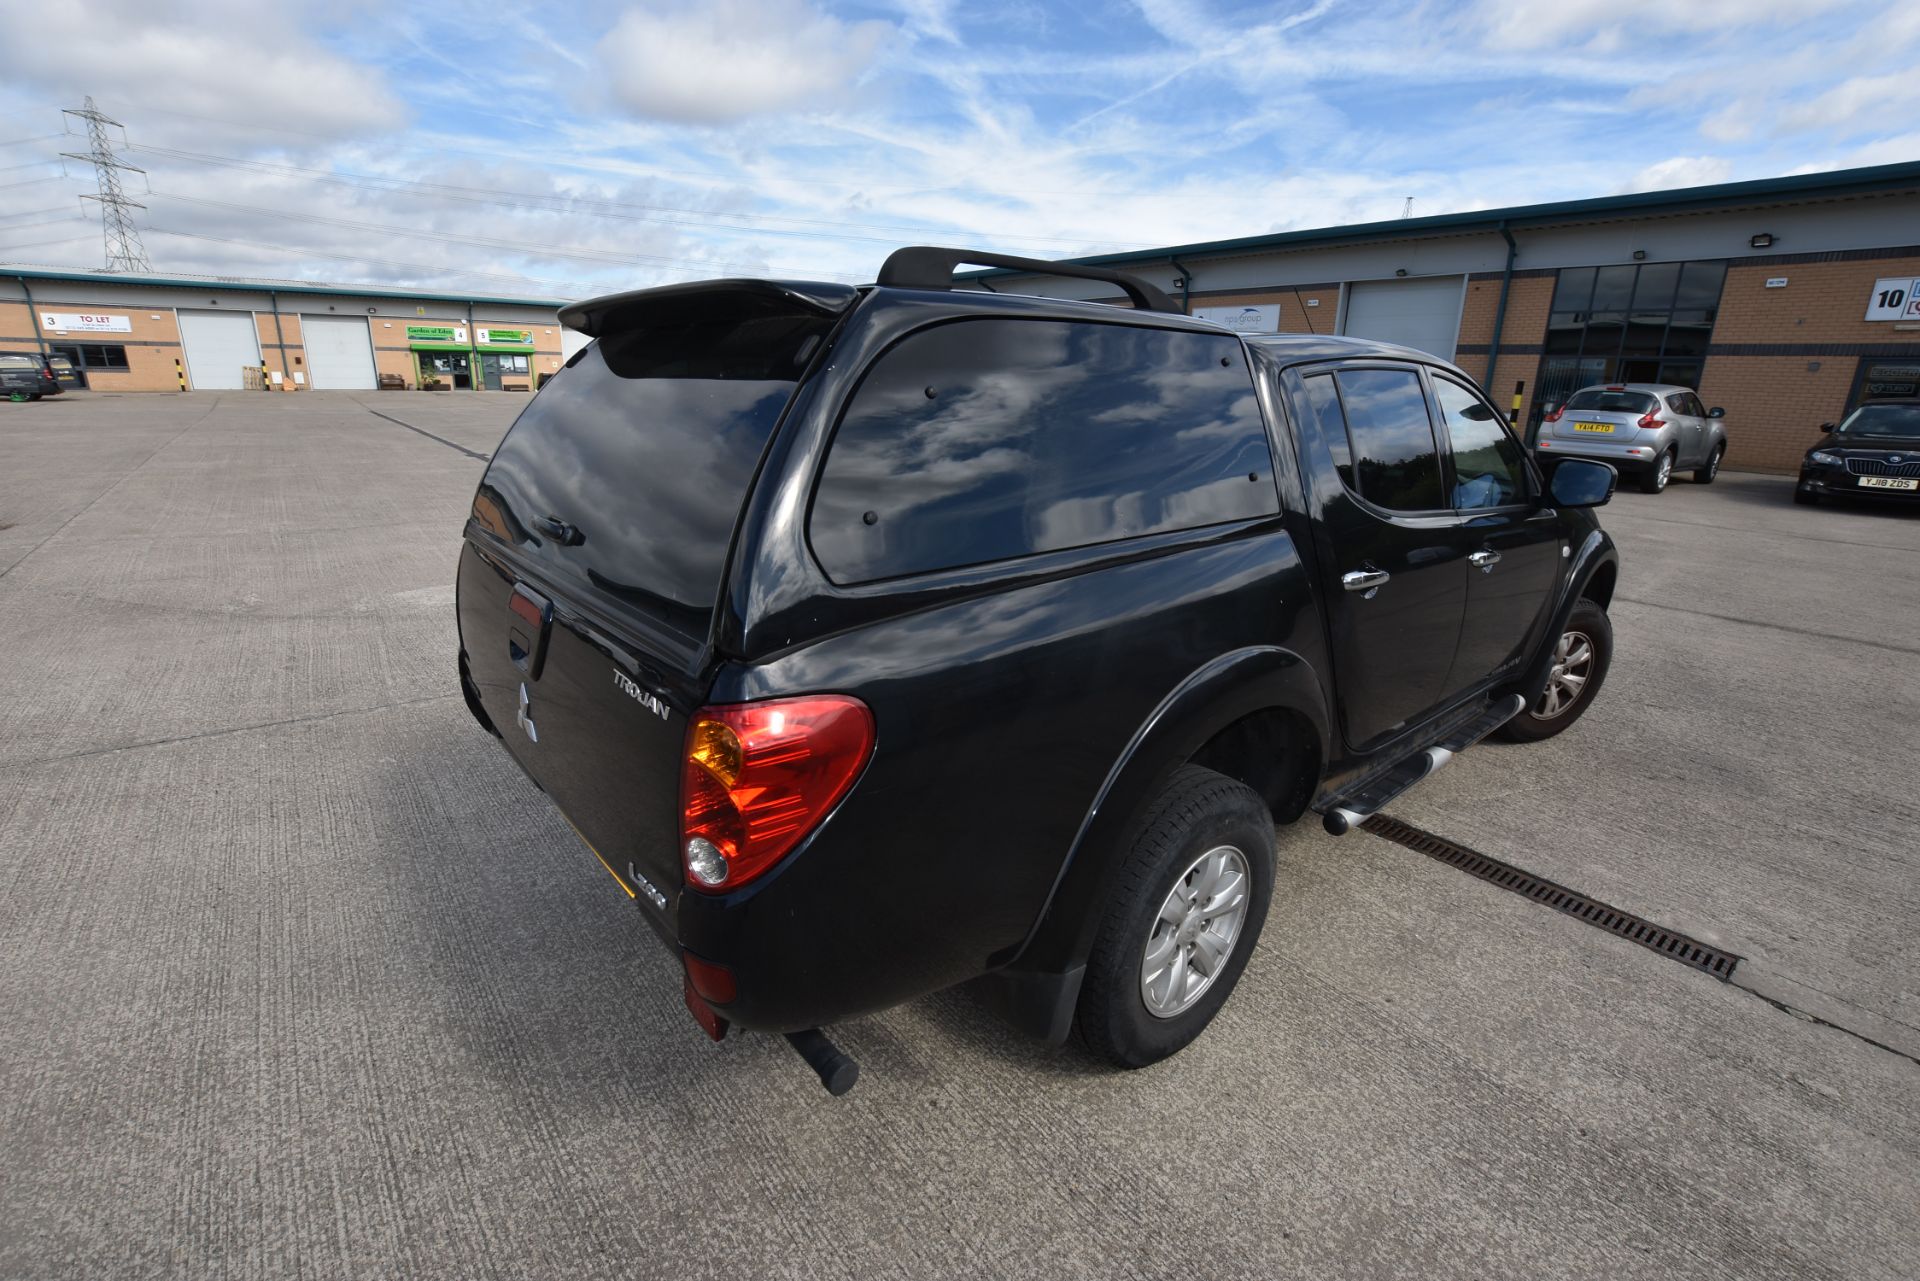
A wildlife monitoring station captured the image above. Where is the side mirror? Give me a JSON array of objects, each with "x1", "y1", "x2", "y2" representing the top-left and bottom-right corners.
[
  {"x1": 1548, "y1": 458, "x2": 1616, "y2": 508},
  {"x1": 1819, "y1": 422, "x2": 1836, "y2": 432},
  {"x1": 1707, "y1": 406, "x2": 1725, "y2": 419}
]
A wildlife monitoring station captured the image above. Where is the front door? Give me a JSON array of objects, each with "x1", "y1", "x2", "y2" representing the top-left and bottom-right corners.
[
  {"x1": 1287, "y1": 364, "x2": 1470, "y2": 752},
  {"x1": 480, "y1": 354, "x2": 504, "y2": 391},
  {"x1": 1428, "y1": 372, "x2": 1562, "y2": 687}
]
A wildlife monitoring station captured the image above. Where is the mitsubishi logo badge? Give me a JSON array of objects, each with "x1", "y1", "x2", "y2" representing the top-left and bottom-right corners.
[
  {"x1": 1893, "y1": 455, "x2": 1907, "y2": 464},
  {"x1": 517, "y1": 682, "x2": 538, "y2": 743}
]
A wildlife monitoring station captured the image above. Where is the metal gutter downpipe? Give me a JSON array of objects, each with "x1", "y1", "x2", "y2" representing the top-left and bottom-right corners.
[
  {"x1": 1485, "y1": 221, "x2": 1517, "y2": 385},
  {"x1": 269, "y1": 290, "x2": 290, "y2": 391},
  {"x1": 16, "y1": 275, "x2": 50, "y2": 360},
  {"x1": 1170, "y1": 256, "x2": 1193, "y2": 313}
]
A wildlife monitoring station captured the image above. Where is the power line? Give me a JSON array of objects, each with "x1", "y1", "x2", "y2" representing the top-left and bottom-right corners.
[
  {"x1": 128, "y1": 142, "x2": 1146, "y2": 252},
  {"x1": 148, "y1": 189, "x2": 862, "y2": 280},
  {"x1": 145, "y1": 226, "x2": 593, "y2": 293},
  {"x1": 61, "y1": 97, "x2": 152, "y2": 271}
]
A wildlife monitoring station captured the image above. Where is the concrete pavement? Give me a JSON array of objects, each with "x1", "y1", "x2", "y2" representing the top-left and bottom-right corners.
[{"x1": 1, "y1": 392, "x2": 1914, "y2": 1280}]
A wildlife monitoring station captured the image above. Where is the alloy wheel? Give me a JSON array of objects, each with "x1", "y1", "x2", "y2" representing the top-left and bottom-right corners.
[
  {"x1": 1536, "y1": 628, "x2": 1594, "y2": 720},
  {"x1": 1656, "y1": 453, "x2": 1673, "y2": 490},
  {"x1": 1140, "y1": 845, "x2": 1251, "y2": 1019}
]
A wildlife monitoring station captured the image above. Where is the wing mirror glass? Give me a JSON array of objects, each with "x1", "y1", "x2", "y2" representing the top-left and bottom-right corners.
[
  {"x1": 1707, "y1": 406, "x2": 1725, "y2": 418},
  {"x1": 1548, "y1": 458, "x2": 1616, "y2": 508}
]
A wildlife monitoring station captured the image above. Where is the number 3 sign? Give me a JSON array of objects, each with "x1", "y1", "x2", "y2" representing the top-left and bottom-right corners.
[{"x1": 1866, "y1": 276, "x2": 1920, "y2": 321}]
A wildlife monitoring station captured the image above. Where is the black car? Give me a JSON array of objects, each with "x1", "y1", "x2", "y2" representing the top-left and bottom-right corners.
[
  {"x1": 1796, "y1": 399, "x2": 1920, "y2": 505},
  {"x1": 455, "y1": 248, "x2": 1620, "y2": 1091},
  {"x1": 0, "y1": 351, "x2": 62, "y2": 400}
]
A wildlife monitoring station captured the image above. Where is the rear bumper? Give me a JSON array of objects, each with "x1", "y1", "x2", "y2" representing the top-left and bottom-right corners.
[{"x1": 1535, "y1": 426, "x2": 1673, "y2": 468}]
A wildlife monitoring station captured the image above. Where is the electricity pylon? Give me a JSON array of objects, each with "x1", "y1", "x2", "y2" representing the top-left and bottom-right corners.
[{"x1": 61, "y1": 97, "x2": 152, "y2": 272}]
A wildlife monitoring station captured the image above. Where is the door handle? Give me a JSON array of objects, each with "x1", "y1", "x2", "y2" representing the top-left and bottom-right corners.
[
  {"x1": 538, "y1": 515, "x2": 584, "y2": 546},
  {"x1": 1342, "y1": 567, "x2": 1391, "y2": 597},
  {"x1": 1468, "y1": 549, "x2": 1501, "y2": 573}
]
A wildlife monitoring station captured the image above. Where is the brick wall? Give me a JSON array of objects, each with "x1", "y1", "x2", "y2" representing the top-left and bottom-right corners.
[
  {"x1": 1700, "y1": 255, "x2": 1920, "y2": 472},
  {"x1": 1, "y1": 300, "x2": 190, "y2": 392},
  {"x1": 1456, "y1": 273, "x2": 1554, "y2": 422}
]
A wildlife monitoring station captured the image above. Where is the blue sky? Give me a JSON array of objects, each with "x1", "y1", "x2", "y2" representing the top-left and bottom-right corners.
[{"x1": 1, "y1": 0, "x2": 1915, "y2": 298}]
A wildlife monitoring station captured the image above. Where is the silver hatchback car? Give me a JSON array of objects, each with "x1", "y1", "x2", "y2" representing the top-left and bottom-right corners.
[{"x1": 1536, "y1": 383, "x2": 1727, "y2": 493}]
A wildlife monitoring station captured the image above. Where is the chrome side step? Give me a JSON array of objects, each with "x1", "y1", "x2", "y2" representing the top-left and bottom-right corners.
[{"x1": 1319, "y1": 694, "x2": 1525, "y2": 836}]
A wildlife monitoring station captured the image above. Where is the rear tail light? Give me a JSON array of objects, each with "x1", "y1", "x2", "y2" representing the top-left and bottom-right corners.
[
  {"x1": 1637, "y1": 411, "x2": 1663, "y2": 430},
  {"x1": 680, "y1": 695, "x2": 875, "y2": 892},
  {"x1": 1543, "y1": 407, "x2": 1563, "y2": 423}
]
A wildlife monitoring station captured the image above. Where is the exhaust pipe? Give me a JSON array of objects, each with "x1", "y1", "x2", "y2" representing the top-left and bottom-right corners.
[{"x1": 784, "y1": 1029, "x2": 859, "y2": 1096}]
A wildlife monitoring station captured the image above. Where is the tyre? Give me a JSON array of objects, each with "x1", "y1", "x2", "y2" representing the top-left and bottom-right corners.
[
  {"x1": 1497, "y1": 598, "x2": 1613, "y2": 743},
  {"x1": 1638, "y1": 449, "x2": 1675, "y2": 493},
  {"x1": 1076, "y1": 765, "x2": 1275, "y2": 1068},
  {"x1": 1693, "y1": 446, "x2": 1724, "y2": 484}
]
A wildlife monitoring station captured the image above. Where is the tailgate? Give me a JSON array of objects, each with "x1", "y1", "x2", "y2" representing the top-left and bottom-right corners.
[
  {"x1": 460, "y1": 544, "x2": 699, "y2": 914},
  {"x1": 455, "y1": 281, "x2": 851, "y2": 918}
]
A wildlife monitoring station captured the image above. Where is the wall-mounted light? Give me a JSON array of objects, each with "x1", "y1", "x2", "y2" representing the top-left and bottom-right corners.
[
  {"x1": 1394, "y1": 267, "x2": 1409, "y2": 277},
  {"x1": 1632, "y1": 249, "x2": 1647, "y2": 261},
  {"x1": 367, "y1": 307, "x2": 377, "y2": 314},
  {"x1": 1749, "y1": 233, "x2": 1774, "y2": 249}
]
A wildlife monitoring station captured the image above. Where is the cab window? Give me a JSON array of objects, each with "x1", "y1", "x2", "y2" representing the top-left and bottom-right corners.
[
  {"x1": 1431, "y1": 375, "x2": 1528, "y2": 509},
  {"x1": 1329, "y1": 367, "x2": 1445, "y2": 512}
]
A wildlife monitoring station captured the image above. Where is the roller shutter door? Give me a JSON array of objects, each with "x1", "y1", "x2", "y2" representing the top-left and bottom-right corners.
[
  {"x1": 1341, "y1": 277, "x2": 1465, "y2": 360},
  {"x1": 301, "y1": 315, "x2": 378, "y2": 389},
  {"x1": 178, "y1": 310, "x2": 262, "y2": 390}
]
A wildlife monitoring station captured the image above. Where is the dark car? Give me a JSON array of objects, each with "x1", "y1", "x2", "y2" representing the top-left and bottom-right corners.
[
  {"x1": 455, "y1": 248, "x2": 1620, "y2": 1091},
  {"x1": 0, "y1": 351, "x2": 62, "y2": 400},
  {"x1": 1796, "y1": 399, "x2": 1920, "y2": 505}
]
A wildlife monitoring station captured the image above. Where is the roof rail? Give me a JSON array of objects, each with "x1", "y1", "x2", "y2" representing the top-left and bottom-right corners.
[{"x1": 876, "y1": 246, "x2": 1181, "y2": 314}]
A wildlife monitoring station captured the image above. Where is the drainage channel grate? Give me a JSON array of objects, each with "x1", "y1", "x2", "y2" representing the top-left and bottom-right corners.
[{"x1": 1361, "y1": 814, "x2": 1741, "y2": 981}]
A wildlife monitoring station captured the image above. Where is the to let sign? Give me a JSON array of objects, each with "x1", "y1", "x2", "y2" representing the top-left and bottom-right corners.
[
  {"x1": 1865, "y1": 277, "x2": 1920, "y2": 321},
  {"x1": 42, "y1": 311, "x2": 132, "y2": 333}
]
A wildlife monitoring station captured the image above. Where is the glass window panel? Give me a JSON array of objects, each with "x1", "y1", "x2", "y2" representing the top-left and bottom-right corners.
[
  {"x1": 1623, "y1": 316, "x2": 1667, "y2": 356},
  {"x1": 1301, "y1": 373, "x2": 1354, "y2": 491},
  {"x1": 1591, "y1": 265, "x2": 1636, "y2": 312},
  {"x1": 1551, "y1": 267, "x2": 1596, "y2": 314},
  {"x1": 1662, "y1": 311, "x2": 1711, "y2": 357},
  {"x1": 1333, "y1": 368, "x2": 1444, "y2": 512},
  {"x1": 1433, "y1": 376, "x2": 1527, "y2": 509},
  {"x1": 1582, "y1": 312, "x2": 1626, "y2": 359},
  {"x1": 1675, "y1": 261, "x2": 1727, "y2": 311},
  {"x1": 1545, "y1": 313, "x2": 1583, "y2": 354},
  {"x1": 812, "y1": 319, "x2": 1280, "y2": 582},
  {"x1": 1631, "y1": 262, "x2": 1680, "y2": 311}
]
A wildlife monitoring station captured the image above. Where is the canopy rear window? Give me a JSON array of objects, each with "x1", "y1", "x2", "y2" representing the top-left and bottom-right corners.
[{"x1": 473, "y1": 296, "x2": 833, "y2": 639}]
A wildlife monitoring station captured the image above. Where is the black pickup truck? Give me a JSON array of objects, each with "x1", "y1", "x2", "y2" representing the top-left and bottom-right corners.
[{"x1": 456, "y1": 248, "x2": 1619, "y2": 1092}]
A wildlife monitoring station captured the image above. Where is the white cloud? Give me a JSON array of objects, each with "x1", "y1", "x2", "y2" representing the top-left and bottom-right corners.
[
  {"x1": 1779, "y1": 72, "x2": 1920, "y2": 135},
  {"x1": 596, "y1": 0, "x2": 893, "y2": 125},
  {"x1": 1476, "y1": 0, "x2": 1848, "y2": 49},
  {"x1": 1618, "y1": 155, "x2": 1736, "y2": 193},
  {"x1": 2, "y1": 0, "x2": 402, "y2": 143}
]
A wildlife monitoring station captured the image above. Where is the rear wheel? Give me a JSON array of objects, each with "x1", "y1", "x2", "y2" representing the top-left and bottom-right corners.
[
  {"x1": 1077, "y1": 765, "x2": 1275, "y2": 1068},
  {"x1": 1694, "y1": 445, "x2": 1724, "y2": 484},
  {"x1": 1497, "y1": 599, "x2": 1613, "y2": 743},
  {"x1": 1638, "y1": 449, "x2": 1674, "y2": 494}
]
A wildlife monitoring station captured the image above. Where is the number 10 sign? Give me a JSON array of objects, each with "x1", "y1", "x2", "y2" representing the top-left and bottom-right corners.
[{"x1": 1866, "y1": 277, "x2": 1920, "y2": 321}]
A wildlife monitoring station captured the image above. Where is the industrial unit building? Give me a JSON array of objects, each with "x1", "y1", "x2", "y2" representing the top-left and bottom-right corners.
[
  {"x1": 966, "y1": 161, "x2": 1920, "y2": 474},
  {"x1": 1, "y1": 269, "x2": 576, "y2": 394}
]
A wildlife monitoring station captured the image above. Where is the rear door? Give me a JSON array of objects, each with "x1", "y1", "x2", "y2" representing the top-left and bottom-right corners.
[
  {"x1": 457, "y1": 289, "x2": 844, "y2": 910},
  {"x1": 1429, "y1": 372, "x2": 1561, "y2": 688},
  {"x1": 1287, "y1": 362, "x2": 1468, "y2": 751}
]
